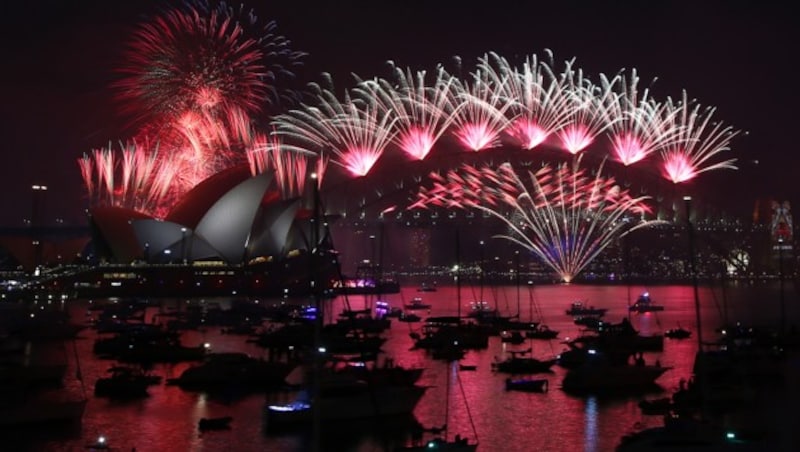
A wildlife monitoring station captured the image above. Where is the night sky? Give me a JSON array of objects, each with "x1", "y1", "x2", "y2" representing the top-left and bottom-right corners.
[{"x1": 1, "y1": 0, "x2": 797, "y2": 226}]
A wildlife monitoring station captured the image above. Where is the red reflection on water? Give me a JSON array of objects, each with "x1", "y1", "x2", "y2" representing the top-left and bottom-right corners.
[{"x1": 35, "y1": 282, "x2": 797, "y2": 451}]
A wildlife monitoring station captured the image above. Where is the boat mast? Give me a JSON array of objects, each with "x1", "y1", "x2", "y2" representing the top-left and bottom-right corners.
[
  {"x1": 456, "y1": 228, "x2": 462, "y2": 321},
  {"x1": 310, "y1": 171, "x2": 322, "y2": 452},
  {"x1": 684, "y1": 196, "x2": 703, "y2": 349}
]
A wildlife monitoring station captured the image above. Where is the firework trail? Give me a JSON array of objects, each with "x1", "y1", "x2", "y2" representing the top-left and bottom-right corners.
[
  {"x1": 449, "y1": 57, "x2": 516, "y2": 151},
  {"x1": 273, "y1": 74, "x2": 398, "y2": 177},
  {"x1": 78, "y1": 140, "x2": 176, "y2": 216},
  {"x1": 411, "y1": 156, "x2": 663, "y2": 282},
  {"x1": 602, "y1": 70, "x2": 684, "y2": 166},
  {"x1": 246, "y1": 130, "x2": 317, "y2": 198},
  {"x1": 356, "y1": 62, "x2": 462, "y2": 160},
  {"x1": 659, "y1": 91, "x2": 739, "y2": 183},
  {"x1": 480, "y1": 51, "x2": 572, "y2": 150}
]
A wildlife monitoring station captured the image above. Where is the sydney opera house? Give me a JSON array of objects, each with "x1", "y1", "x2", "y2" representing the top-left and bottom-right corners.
[{"x1": 26, "y1": 165, "x2": 339, "y2": 298}]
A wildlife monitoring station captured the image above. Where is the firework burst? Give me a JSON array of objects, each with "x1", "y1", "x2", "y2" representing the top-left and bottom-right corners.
[
  {"x1": 556, "y1": 61, "x2": 616, "y2": 154},
  {"x1": 357, "y1": 62, "x2": 461, "y2": 160},
  {"x1": 449, "y1": 59, "x2": 516, "y2": 151},
  {"x1": 411, "y1": 156, "x2": 663, "y2": 282},
  {"x1": 480, "y1": 51, "x2": 572, "y2": 150},
  {"x1": 273, "y1": 74, "x2": 398, "y2": 177},
  {"x1": 602, "y1": 70, "x2": 684, "y2": 166},
  {"x1": 116, "y1": 0, "x2": 303, "y2": 124},
  {"x1": 659, "y1": 91, "x2": 739, "y2": 183}
]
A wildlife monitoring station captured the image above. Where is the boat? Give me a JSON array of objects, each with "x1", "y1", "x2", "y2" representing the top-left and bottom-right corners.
[
  {"x1": 665, "y1": 325, "x2": 692, "y2": 339},
  {"x1": 405, "y1": 297, "x2": 432, "y2": 310},
  {"x1": 398, "y1": 312, "x2": 422, "y2": 323},
  {"x1": 417, "y1": 282, "x2": 437, "y2": 292},
  {"x1": 574, "y1": 317, "x2": 664, "y2": 352},
  {"x1": 525, "y1": 324, "x2": 559, "y2": 340},
  {"x1": 500, "y1": 330, "x2": 526, "y2": 344},
  {"x1": 94, "y1": 365, "x2": 159, "y2": 398},
  {"x1": 198, "y1": 416, "x2": 233, "y2": 431},
  {"x1": 505, "y1": 377, "x2": 549, "y2": 392},
  {"x1": 166, "y1": 352, "x2": 292, "y2": 392},
  {"x1": 492, "y1": 348, "x2": 557, "y2": 374},
  {"x1": 565, "y1": 301, "x2": 608, "y2": 317},
  {"x1": 264, "y1": 376, "x2": 427, "y2": 425},
  {"x1": 629, "y1": 292, "x2": 665, "y2": 313},
  {"x1": 398, "y1": 361, "x2": 478, "y2": 451},
  {"x1": 562, "y1": 353, "x2": 671, "y2": 392}
]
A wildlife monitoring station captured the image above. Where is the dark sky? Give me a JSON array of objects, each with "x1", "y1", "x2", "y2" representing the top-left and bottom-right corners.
[{"x1": 1, "y1": 0, "x2": 796, "y2": 226}]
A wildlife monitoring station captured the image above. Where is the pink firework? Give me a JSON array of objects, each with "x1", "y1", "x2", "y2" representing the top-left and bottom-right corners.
[
  {"x1": 556, "y1": 61, "x2": 615, "y2": 154},
  {"x1": 273, "y1": 75, "x2": 397, "y2": 177},
  {"x1": 449, "y1": 61, "x2": 515, "y2": 151},
  {"x1": 603, "y1": 70, "x2": 683, "y2": 166},
  {"x1": 78, "y1": 140, "x2": 175, "y2": 216},
  {"x1": 480, "y1": 51, "x2": 572, "y2": 150},
  {"x1": 411, "y1": 156, "x2": 663, "y2": 282},
  {"x1": 659, "y1": 91, "x2": 739, "y2": 183},
  {"x1": 247, "y1": 131, "x2": 317, "y2": 198},
  {"x1": 357, "y1": 63, "x2": 461, "y2": 160}
]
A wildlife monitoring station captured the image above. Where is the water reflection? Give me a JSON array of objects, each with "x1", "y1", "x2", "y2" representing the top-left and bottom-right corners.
[
  {"x1": 15, "y1": 282, "x2": 799, "y2": 451},
  {"x1": 584, "y1": 396, "x2": 598, "y2": 452}
]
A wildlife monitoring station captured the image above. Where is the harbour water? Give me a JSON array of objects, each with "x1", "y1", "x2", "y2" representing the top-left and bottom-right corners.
[{"x1": 9, "y1": 281, "x2": 800, "y2": 452}]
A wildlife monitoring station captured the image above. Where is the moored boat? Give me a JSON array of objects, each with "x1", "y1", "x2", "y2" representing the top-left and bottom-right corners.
[
  {"x1": 629, "y1": 292, "x2": 665, "y2": 313},
  {"x1": 264, "y1": 374, "x2": 427, "y2": 426},
  {"x1": 566, "y1": 301, "x2": 608, "y2": 317}
]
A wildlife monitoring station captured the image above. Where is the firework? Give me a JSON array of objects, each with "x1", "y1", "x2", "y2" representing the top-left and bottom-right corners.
[
  {"x1": 356, "y1": 62, "x2": 461, "y2": 160},
  {"x1": 449, "y1": 58, "x2": 516, "y2": 151},
  {"x1": 246, "y1": 130, "x2": 317, "y2": 198},
  {"x1": 479, "y1": 51, "x2": 572, "y2": 150},
  {"x1": 116, "y1": 0, "x2": 303, "y2": 124},
  {"x1": 78, "y1": 140, "x2": 176, "y2": 216},
  {"x1": 602, "y1": 70, "x2": 683, "y2": 166},
  {"x1": 411, "y1": 156, "x2": 663, "y2": 282},
  {"x1": 659, "y1": 91, "x2": 739, "y2": 183},
  {"x1": 273, "y1": 74, "x2": 398, "y2": 177},
  {"x1": 555, "y1": 61, "x2": 616, "y2": 154}
]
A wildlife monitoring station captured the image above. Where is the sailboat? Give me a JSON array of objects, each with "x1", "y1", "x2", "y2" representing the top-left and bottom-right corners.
[
  {"x1": 410, "y1": 230, "x2": 490, "y2": 357},
  {"x1": 397, "y1": 362, "x2": 478, "y2": 451}
]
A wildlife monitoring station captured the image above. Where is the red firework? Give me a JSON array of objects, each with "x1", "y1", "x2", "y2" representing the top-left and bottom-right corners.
[{"x1": 116, "y1": 4, "x2": 266, "y2": 125}]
